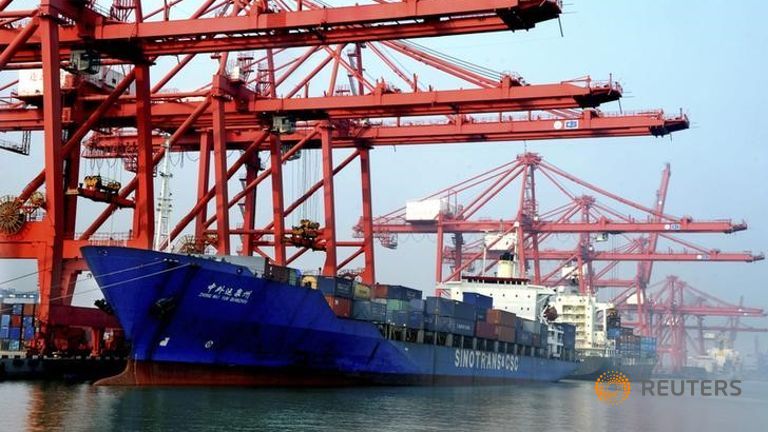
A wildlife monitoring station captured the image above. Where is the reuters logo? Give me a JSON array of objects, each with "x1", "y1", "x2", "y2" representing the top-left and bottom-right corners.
[{"x1": 595, "y1": 370, "x2": 631, "y2": 405}]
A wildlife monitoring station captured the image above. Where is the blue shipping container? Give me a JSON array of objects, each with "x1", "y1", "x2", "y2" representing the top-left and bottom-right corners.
[
  {"x1": 316, "y1": 276, "x2": 336, "y2": 294},
  {"x1": 381, "y1": 285, "x2": 423, "y2": 301},
  {"x1": 22, "y1": 316, "x2": 33, "y2": 327},
  {"x1": 0, "y1": 326, "x2": 8, "y2": 339},
  {"x1": 0, "y1": 314, "x2": 9, "y2": 327},
  {"x1": 12, "y1": 304, "x2": 23, "y2": 315},
  {"x1": 462, "y1": 292, "x2": 493, "y2": 310},
  {"x1": 9, "y1": 327, "x2": 21, "y2": 339},
  {"x1": 475, "y1": 308, "x2": 487, "y2": 322},
  {"x1": 351, "y1": 300, "x2": 387, "y2": 322},
  {"x1": 23, "y1": 326, "x2": 34, "y2": 341},
  {"x1": 424, "y1": 315, "x2": 474, "y2": 336},
  {"x1": 407, "y1": 311, "x2": 425, "y2": 330},
  {"x1": 9, "y1": 340, "x2": 20, "y2": 351},
  {"x1": 425, "y1": 297, "x2": 475, "y2": 321},
  {"x1": 386, "y1": 310, "x2": 409, "y2": 327},
  {"x1": 408, "y1": 299, "x2": 426, "y2": 312},
  {"x1": 453, "y1": 318, "x2": 475, "y2": 337},
  {"x1": 607, "y1": 328, "x2": 621, "y2": 340}
]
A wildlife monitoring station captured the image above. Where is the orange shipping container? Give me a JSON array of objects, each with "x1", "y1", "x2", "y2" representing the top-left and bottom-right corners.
[
  {"x1": 23, "y1": 303, "x2": 35, "y2": 316},
  {"x1": 324, "y1": 295, "x2": 351, "y2": 318},
  {"x1": 486, "y1": 309, "x2": 517, "y2": 327}
]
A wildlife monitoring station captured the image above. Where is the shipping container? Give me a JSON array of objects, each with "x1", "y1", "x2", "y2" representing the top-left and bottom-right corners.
[
  {"x1": 23, "y1": 326, "x2": 34, "y2": 341},
  {"x1": 22, "y1": 316, "x2": 33, "y2": 327},
  {"x1": 475, "y1": 308, "x2": 488, "y2": 322},
  {"x1": 8, "y1": 340, "x2": 20, "y2": 351},
  {"x1": 351, "y1": 300, "x2": 387, "y2": 322},
  {"x1": 12, "y1": 304, "x2": 23, "y2": 315},
  {"x1": 316, "y1": 276, "x2": 353, "y2": 299},
  {"x1": 462, "y1": 292, "x2": 493, "y2": 310},
  {"x1": 424, "y1": 315, "x2": 475, "y2": 336},
  {"x1": 408, "y1": 299, "x2": 426, "y2": 312},
  {"x1": 475, "y1": 321, "x2": 497, "y2": 339},
  {"x1": 405, "y1": 198, "x2": 450, "y2": 221},
  {"x1": 9, "y1": 327, "x2": 21, "y2": 339},
  {"x1": 520, "y1": 319, "x2": 539, "y2": 335},
  {"x1": 517, "y1": 330, "x2": 533, "y2": 346},
  {"x1": 0, "y1": 326, "x2": 8, "y2": 339},
  {"x1": 497, "y1": 326, "x2": 516, "y2": 343},
  {"x1": 265, "y1": 264, "x2": 295, "y2": 284},
  {"x1": 324, "y1": 295, "x2": 351, "y2": 318},
  {"x1": 386, "y1": 310, "x2": 409, "y2": 327},
  {"x1": 0, "y1": 314, "x2": 9, "y2": 327},
  {"x1": 353, "y1": 283, "x2": 372, "y2": 300},
  {"x1": 11, "y1": 315, "x2": 21, "y2": 327},
  {"x1": 452, "y1": 318, "x2": 475, "y2": 337},
  {"x1": 486, "y1": 309, "x2": 516, "y2": 327},
  {"x1": 425, "y1": 297, "x2": 475, "y2": 321},
  {"x1": 23, "y1": 303, "x2": 36, "y2": 316},
  {"x1": 607, "y1": 328, "x2": 621, "y2": 340},
  {"x1": 335, "y1": 278, "x2": 355, "y2": 298},
  {"x1": 407, "y1": 311, "x2": 425, "y2": 330},
  {"x1": 386, "y1": 299, "x2": 409, "y2": 312},
  {"x1": 374, "y1": 284, "x2": 422, "y2": 301}
]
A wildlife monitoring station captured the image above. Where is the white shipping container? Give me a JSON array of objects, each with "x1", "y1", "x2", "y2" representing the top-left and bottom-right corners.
[
  {"x1": 17, "y1": 69, "x2": 74, "y2": 96},
  {"x1": 405, "y1": 198, "x2": 450, "y2": 221},
  {"x1": 17, "y1": 68, "x2": 134, "y2": 97}
]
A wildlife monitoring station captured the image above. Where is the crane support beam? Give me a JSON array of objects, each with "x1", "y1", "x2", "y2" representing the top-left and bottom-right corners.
[
  {"x1": 0, "y1": 0, "x2": 562, "y2": 63},
  {"x1": 0, "y1": 80, "x2": 623, "y2": 131},
  {"x1": 80, "y1": 110, "x2": 689, "y2": 154},
  {"x1": 373, "y1": 220, "x2": 746, "y2": 234}
]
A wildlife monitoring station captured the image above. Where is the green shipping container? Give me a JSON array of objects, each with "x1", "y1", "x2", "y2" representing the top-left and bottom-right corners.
[
  {"x1": 353, "y1": 283, "x2": 371, "y2": 300},
  {"x1": 386, "y1": 299, "x2": 409, "y2": 312}
]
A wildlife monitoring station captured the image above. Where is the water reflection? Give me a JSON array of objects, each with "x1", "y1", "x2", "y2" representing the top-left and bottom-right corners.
[{"x1": 0, "y1": 380, "x2": 766, "y2": 432}]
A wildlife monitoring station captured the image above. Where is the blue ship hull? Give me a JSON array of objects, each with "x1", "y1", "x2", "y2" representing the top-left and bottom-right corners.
[{"x1": 82, "y1": 246, "x2": 578, "y2": 386}]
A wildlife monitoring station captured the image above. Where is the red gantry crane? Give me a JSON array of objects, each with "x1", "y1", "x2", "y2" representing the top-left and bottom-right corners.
[
  {"x1": 614, "y1": 276, "x2": 767, "y2": 372},
  {"x1": 360, "y1": 153, "x2": 760, "y2": 287},
  {"x1": 0, "y1": 0, "x2": 687, "y2": 354}
]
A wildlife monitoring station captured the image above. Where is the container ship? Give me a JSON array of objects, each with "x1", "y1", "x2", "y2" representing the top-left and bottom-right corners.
[
  {"x1": 81, "y1": 246, "x2": 579, "y2": 386},
  {"x1": 440, "y1": 253, "x2": 657, "y2": 382}
]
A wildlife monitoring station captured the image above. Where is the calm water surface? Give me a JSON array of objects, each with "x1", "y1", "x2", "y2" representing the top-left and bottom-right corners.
[{"x1": 0, "y1": 380, "x2": 766, "y2": 431}]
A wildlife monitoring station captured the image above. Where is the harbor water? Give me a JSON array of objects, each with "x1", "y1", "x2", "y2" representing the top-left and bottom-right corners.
[{"x1": 0, "y1": 380, "x2": 766, "y2": 431}]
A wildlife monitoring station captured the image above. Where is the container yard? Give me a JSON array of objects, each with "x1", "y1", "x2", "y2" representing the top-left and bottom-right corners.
[{"x1": 0, "y1": 0, "x2": 766, "y2": 431}]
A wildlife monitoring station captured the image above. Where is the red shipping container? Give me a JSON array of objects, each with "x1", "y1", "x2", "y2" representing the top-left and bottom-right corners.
[
  {"x1": 11, "y1": 315, "x2": 21, "y2": 327},
  {"x1": 497, "y1": 326, "x2": 516, "y2": 343},
  {"x1": 475, "y1": 321, "x2": 497, "y2": 339},
  {"x1": 324, "y1": 295, "x2": 351, "y2": 318},
  {"x1": 373, "y1": 284, "x2": 388, "y2": 299},
  {"x1": 486, "y1": 309, "x2": 516, "y2": 327}
]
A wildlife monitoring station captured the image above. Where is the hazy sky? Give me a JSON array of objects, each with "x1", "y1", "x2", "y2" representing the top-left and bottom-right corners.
[{"x1": 0, "y1": 1, "x2": 766, "y2": 354}]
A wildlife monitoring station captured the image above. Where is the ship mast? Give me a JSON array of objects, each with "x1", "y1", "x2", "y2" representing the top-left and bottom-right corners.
[{"x1": 154, "y1": 138, "x2": 173, "y2": 251}]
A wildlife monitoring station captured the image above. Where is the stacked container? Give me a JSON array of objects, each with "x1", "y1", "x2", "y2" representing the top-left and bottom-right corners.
[
  {"x1": 558, "y1": 323, "x2": 576, "y2": 350},
  {"x1": 373, "y1": 284, "x2": 422, "y2": 302},
  {"x1": 462, "y1": 292, "x2": 493, "y2": 322},
  {"x1": 424, "y1": 297, "x2": 475, "y2": 336},
  {"x1": 0, "y1": 301, "x2": 36, "y2": 351},
  {"x1": 265, "y1": 263, "x2": 301, "y2": 285},
  {"x1": 639, "y1": 336, "x2": 657, "y2": 358},
  {"x1": 618, "y1": 332, "x2": 640, "y2": 357},
  {"x1": 476, "y1": 309, "x2": 517, "y2": 343}
]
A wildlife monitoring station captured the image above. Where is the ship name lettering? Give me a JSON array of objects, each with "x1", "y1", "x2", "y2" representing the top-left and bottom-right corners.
[{"x1": 454, "y1": 349, "x2": 518, "y2": 372}]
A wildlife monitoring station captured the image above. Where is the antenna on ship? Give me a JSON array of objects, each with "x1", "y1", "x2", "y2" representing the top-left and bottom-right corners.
[{"x1": 154, "y1": 137, "x2": 173, "y2": 251}]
